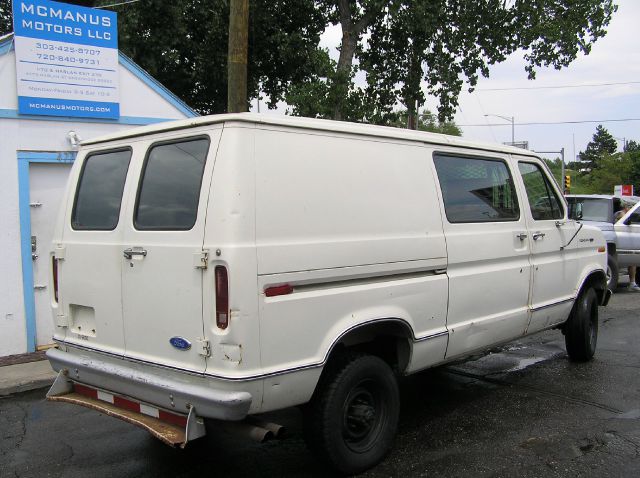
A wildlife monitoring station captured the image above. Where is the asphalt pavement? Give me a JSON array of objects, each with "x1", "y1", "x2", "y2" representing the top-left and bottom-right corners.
[{"x1": 1, "y1": 289, "x2": 639, "y2": 477}]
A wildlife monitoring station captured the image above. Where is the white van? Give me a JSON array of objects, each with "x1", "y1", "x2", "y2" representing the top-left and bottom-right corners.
[{"x1": 46, "y1": 114, "x2": 609, "y2": 474}]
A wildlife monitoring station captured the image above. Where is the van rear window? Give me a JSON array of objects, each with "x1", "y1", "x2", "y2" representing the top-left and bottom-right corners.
[
  {"x1": 134, "y1": 137, "x2": 210, "y2": 230},
  {"x1": 72, "y1": 149, "x2": 132, "y2": 230},
  {"x1": 434, "y1": 154, "x2": 520, "y2": 223}
]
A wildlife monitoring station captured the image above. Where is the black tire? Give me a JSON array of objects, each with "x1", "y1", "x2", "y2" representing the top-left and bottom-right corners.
[
  {"x1": 607, "y1": 254, "x2": 619, "y2": 290},
  {"x1": 565, "y1": 288, "x2": 599, "y2": 362},
  {"x1": 304, "y1": 354, "x2": 400, "y2": 475}
]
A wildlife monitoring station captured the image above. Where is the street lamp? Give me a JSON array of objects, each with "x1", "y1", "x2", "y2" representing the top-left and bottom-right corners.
[{"x1": 484, "y1": 113, "x2": 515, "y2": 145}]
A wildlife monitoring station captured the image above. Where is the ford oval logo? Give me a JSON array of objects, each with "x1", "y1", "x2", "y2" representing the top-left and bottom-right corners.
[{"x1": 169, "y1": 337, "x2": 192, "y2": 351}]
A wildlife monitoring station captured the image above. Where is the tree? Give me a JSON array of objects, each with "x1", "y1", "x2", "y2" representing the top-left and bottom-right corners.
[
  {"x1": 624, "y1": 140, "x2": 640, "y2": 153},
  {"x1": 372, "y1": 0, "x2": 617, "y2": 123},
  {"x1": 578, "y1": 124, "x2": 618, "y2": 172},
  {"x1": 387, "y1": 109, "x2": 461, "y2": 135},
  {"x1": 289, "y1": 0, "x2": 617, "y2": 123},
  {"x1": 0, "y1": 0, "x2": 10, "y2": 36},
  {"x1": 582, "y1": 154, "x2": 633, "y2": 194},
  {"x1": 114, "y1": 0, "x2": 326, "y2": 115}
]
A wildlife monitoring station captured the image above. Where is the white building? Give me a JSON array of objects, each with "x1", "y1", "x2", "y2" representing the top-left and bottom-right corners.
[{"x1": 0, "y1": 34, "x2": 197, "y2": 356}]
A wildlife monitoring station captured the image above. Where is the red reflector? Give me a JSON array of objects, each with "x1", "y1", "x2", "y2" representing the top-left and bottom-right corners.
[
  {"x1": 113, "y1": 395, "x2": 140, "y2": 413},
  {"x1": 52, "y1": 257, "x2": 59, "y2": 303},
  {"x1": 215, "y1": 266, "x2": 229, "y2": 330},
  {"x1": 74, "y1": 383, "x2": 98, "y2": 399},
  {"x1": 264, "y1": 284, "x2": 294, "y2": 297},
  {"x1": 159, "y1": 410, "x2": 188, "y2": 427}
]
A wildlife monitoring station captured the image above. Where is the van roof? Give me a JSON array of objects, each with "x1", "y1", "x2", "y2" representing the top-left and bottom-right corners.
[{"x1": 82, "y1": 113, "x2": 538, "y2": 157}]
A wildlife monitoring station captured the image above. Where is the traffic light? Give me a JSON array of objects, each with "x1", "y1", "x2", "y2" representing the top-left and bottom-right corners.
[{"x1": 564, "y1": 175, "x2": 571, "y2": 192}]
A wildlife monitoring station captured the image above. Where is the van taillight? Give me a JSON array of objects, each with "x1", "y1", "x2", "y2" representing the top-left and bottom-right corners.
[
  {"x1": 52, "y1": 257, "x2": 59, "y2": 303},
  {"x1": 215, "y1": 266, "x2": 229, "y2": 330}
]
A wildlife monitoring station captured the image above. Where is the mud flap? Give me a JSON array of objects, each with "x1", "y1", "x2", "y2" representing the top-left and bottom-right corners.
[{"x1": 46, "y1": 370, "x2": 206, "y2": 448}]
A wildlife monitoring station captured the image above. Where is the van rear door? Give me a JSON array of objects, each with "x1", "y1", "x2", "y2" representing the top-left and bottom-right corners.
[
  {"x1": 58, "y1": 148, "x2": 132, "y2": 356},
  {"x1": 119, "y1": 132, "x2": 219, "y2": 373}
]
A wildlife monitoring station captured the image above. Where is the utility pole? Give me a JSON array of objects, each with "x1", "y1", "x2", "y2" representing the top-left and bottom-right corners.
[{"x1": 227, "y1": 0, "x2": 249, "y2": 113}]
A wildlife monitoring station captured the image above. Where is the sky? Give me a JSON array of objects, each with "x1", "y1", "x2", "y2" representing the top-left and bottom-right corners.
[{"x1": 312, "y1": 0, "x2": 639, "y2": 164}]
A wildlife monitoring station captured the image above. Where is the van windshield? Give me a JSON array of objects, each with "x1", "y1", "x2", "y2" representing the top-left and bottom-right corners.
[{"x1": 567, "y1": 198, "x2": 610, "y2": 222}]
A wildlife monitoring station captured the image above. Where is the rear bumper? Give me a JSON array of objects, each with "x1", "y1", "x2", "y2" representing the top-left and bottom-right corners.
[{"x1": 46, "y1": 347, "x2": 252, "y2": 421}]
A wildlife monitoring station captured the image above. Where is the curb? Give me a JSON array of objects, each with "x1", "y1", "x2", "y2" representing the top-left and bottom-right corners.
[
  {"x1": 0, "y1": 376, "x2": 55, "y2": 396},
  {"x1": 0, "y1": 360, "x2": 57, "y2": 397}
]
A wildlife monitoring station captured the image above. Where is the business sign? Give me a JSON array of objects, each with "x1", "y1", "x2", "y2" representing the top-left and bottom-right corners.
[
  {"x1": 614, "y1": 185, "x2": 634, "y2": 197},
  {"x1": 12, "y1": 0, "x2": 119, "y2": 119}
]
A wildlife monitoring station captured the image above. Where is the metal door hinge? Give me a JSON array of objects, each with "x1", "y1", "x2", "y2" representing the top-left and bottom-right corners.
[
  {"x1": 55, "y1": 314, "x2": 69, "y2": 328},
  {"x1": 193, "y1": 251, "x2": 209, "y2": 269},
  {"x1": 54, "y1": 245, "x2": 66, "y2": 260},
  {"x1": 197, "y1": 338, "x2": 211, "y2": 357}
]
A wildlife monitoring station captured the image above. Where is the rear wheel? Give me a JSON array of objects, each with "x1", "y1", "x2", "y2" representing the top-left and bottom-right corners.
[
  {"x1": 304, "y1": 354, "x2": 400, "y2": 475},
  {"x1": 564, "y1": 287, "x2": 599, "y2": 362},
  {"x1": 606, "y1": 254, "x2": 619, "y2": 290}
]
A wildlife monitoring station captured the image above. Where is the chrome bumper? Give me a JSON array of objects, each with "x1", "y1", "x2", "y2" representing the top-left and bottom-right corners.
[{"x1": 46, "y1": 347, "x2": 252, "y2": 421}]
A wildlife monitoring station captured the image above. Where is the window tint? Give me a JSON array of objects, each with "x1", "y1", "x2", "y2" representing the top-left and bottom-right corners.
[
  {"x1": 135, "y1": 138, "x2": 210, "y2": 230},
  {"x1": 434, "y1": 154, "x2": 519, "y2": 223},
  {"x1": 518, "y1": 162, "x2": 563, "y2": 220},
  {"x1": 72, "y1": 149, "x2": 131, "y2": 230}
]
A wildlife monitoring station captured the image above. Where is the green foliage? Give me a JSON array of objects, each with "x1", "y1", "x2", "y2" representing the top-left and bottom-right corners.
[
  {"x1": 569, "y1": 131, "x2": 640, "y2": 194},
  {"x1": 581, "y1": 154, "x2": 633, "y2": 194},
  {"x1": 350, "y1": 0, "x2": 617, "y2": 121},
  {"x1": 385, "y1": 109, "x2": 462, "y2": 135},
  {"x1": 0, "y1": 0, "x2": 11, "y2": 36},
  {"x1": 1, "y1": 0, "x2": 618, "y2": 124},
  {"x1": 114, "y1": 0, "x2": 326, "y2": 114},
  {"x1": 578, "y1": 124, "x2": 618, "y2": 172}
]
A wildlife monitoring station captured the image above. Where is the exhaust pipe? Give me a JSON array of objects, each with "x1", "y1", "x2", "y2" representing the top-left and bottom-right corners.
[
  {"x1": 246, "y1": 417, "x2": 286, "y2": 439},
  {"x1": 217, "y1": 421, "x2": 274, "y2": 443}
]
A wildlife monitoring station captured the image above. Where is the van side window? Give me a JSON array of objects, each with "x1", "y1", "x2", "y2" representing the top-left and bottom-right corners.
[
  {"x1": 72, "y1": 149, "x2": 132, "y2": 230},
  {"x1": 517, "y1": 162, "x2": 563, "y2": 220},
  {"x1": 434, "y1": 154, "x2": 519, "y2": 223},
  {"x1": 135, "y1": 137, "x2": 210, "y2": 230}
]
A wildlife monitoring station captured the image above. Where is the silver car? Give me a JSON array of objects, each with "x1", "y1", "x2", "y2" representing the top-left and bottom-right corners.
[{"x1": 566, "y1": 194, "x2": 640, "y2": 289}]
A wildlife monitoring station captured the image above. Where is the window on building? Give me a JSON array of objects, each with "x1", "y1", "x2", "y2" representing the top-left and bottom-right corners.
[
  {"x1": 434, "y1": 154, "x2": 520, "y2": 223},
  {"x1": 135, "y1": 137, "x2": 210, "y2": 230},
  {"x1": 518, "y1": 162, "x2": 563, "y2": 220},
  {"x1": 72, "y1": 149, "x2": 132, "y2": 230}
]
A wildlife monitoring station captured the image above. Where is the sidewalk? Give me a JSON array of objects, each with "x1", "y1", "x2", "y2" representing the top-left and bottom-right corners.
[{"x1": 0, "y1": 351, "x2": 57, "y2": 396}]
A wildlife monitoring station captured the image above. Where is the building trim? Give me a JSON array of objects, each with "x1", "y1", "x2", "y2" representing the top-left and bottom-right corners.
[
  {"x1": 0, "y1": 109, "x2": 177, "y2": 125},
  {"x1": 117, "y1": 53, "x2": 198, "y2": 118},
  {"x1": 18, "y1": 151, "x2": 76, "y2": 352}
]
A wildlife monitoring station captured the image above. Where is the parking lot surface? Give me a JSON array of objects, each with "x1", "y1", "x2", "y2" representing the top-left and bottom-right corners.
[{"x1": 1, "y1": 290, "x2": 639, "y2": 477}]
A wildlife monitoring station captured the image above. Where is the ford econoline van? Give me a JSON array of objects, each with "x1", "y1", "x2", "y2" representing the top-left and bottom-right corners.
[{"x1": 46, "y1": 114, "x2": 609, "y2": 474}]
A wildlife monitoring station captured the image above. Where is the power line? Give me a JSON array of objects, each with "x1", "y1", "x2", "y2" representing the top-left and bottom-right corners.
[
  {"x1": 95, "y1": 0, "x2": 141, "y2": 9},
  {"x1": 461, "y1": 118, "x2": 640, "y2": 127},
  {"x1": 477, "y1": 81, "x2": 640, "y2": 91}
]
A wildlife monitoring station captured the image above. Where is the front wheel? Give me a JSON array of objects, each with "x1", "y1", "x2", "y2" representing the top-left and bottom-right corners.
[
  {"x1": 304, "y1": 354, "x2": 400, "y2": 475},
  {"x1": 564, "y1": 287, "x2": 599, "y2": 362}
]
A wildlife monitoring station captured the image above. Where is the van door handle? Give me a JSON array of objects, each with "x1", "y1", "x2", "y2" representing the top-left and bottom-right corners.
[
  {"x1": 123, "y1": 248, "x2": 147, "y2": 259},
  {"x1": 516, "y1": 233, "x2": 528, "y2": 241},
  {"x1": 532, "y1": 232, "x2": 546, "y2": 241}
]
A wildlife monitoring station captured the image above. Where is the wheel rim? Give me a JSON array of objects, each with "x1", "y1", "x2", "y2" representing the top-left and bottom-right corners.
[
  {"x1": 342, "y1": 378, "x2": 385, "y2": 453},
  {"x1": 606, "y1": 264, "x2": 613, "y2": 287}
]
